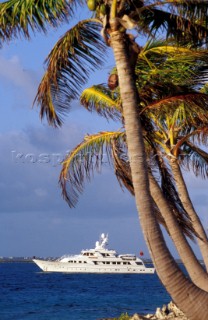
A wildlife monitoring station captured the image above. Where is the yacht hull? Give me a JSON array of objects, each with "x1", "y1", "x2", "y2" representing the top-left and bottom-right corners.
[{"x1": 33, "y1": 259, "x2": 155, "y2": 274}]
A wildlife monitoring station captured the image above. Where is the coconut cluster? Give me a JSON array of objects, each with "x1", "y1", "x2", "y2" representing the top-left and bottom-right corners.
[{"x1": 87, "y1": 0, "x2": 106, "y2": 15}]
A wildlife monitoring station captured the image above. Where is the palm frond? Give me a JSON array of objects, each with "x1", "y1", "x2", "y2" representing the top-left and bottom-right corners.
[
  {"x1": 34, "y1": 19, "x2": 107, "y2": 127},
  {"x1": 200, "y1": 83, "x2": 208, "y2": 94},
  {"x1": 59, "y1": 130, "x2": 125, "y2": 207},
  {"x1": 180, "y1": 140, "x2": 208, "y2": 179},
  {"x1": 137, "y1": 40, "x2": 208, "y2": 89},
  {"x1": 0, "y1": 0, "x2": 81, "y2": 41},
  {"x1": 136, "y1": 1, "x2": 208, "y2": 46},
  {"x1": 164, "y1": 0, "x2": 208, "y2": 21},
  {"x1": 141, "y1": 39, "x2": 204, "y2": 56},
  {"x1": 142, "y1": 93, "x2": 208, "y2": 126},
  {"x1": 172, "y1": 126, "x2": 208, "y2": 155},
  {"x1": 111, "y1": 139, "x2": 134, "y2": 195},
  {"x1": 80, "y1": 85, "x2": 122, "y2": 121}
]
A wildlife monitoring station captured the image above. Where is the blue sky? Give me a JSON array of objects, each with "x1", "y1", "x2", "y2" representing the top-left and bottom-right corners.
[{"x1": 0, "y1": 8, "x2": 207, "y2": 259}]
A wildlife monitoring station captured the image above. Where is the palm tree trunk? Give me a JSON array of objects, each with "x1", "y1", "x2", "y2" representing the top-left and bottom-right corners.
[
  {"x1": 149, "y1": 170, "x2": 208, "y2": 291},
  {"x1": 169, "y1": 159, "x2": 208, "y2": 271},
  {"x1": 109, "y1": 23, "x2": 208, "y2": 319}
]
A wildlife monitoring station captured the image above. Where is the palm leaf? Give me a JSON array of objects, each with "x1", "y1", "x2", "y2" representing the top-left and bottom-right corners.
[
  {"x1": 180, "y1": 143, "x2": 208, "y2": 178},
  {"x1": 111, "y1": 138, "x2": 134, "y2": 195},
  {"x1": 137, "y1": 40, "x2": 208, "y2": 89},
  {"x1": 80, "y1": 85, "x2": 122, "y2": 121},
  {"x1": 141, "y1": 39, "x2": 205, "y2": 57},
  {"x1": 177, "y1": 130, "x2": 208, "y2": 178},
  {"x1": 142, "y1": 93, "x2": 208, "y2": 126},
  {"x1": 172, "y1": 126, "x2": 208, "y2": 155},
  {"x1": 136, "y1": 1, "x2": 208, "y2": 46},
  {"x1": 34, "y1": 19, "x2": 107, "y2": 127},
  {"x1": 0, "y1": 0, "x2": 81, "y2": 41},
  {"x1": 59, "y1": 130, "x2": 125, "y2": 207}
]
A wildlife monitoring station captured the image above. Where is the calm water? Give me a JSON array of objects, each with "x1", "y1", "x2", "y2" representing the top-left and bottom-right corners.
[{"x1": 0, "y1": 262, "x2": 171, "y2": 320}]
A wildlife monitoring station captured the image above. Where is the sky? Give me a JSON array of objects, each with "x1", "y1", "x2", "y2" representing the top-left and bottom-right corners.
[{"x1": 0, "y1": 7, "x2": 208, "y2": 260}]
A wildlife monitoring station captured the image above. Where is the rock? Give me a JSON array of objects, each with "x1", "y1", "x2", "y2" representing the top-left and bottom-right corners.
[
  {"x1": 129, "y1": 301, "x2": 189, "y2": 320},
  {"x1": 155, "y1": 307, "x2": 165, "y2": 319},
  {"x1": 168, "y1": 301, "x2": 185, "y2": 318},
  {"x1": 162, "y1": 305, "x2": 169, "y2": 315},
  {"x1": 100, "y1": 302, "x2": 189, "y2": 320}
]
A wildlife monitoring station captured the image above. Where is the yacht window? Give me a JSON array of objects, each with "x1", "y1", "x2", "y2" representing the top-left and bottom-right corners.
[
  {"x1": 128, "y1": 262, "x2": 131, "y2": 265},
  {"x1": 106, "y1": 262, "x2": 110, "y2": 264},
  {"x1": 112, "y1": 262, "x2": 116, "y2": 265},
  {"x1": 123, "y1": 262, "x2": 127, "y2": 265},
  {"x1": 136, "y1": 262, "x2": 143, "y2": 265},
  {"x1": 79, "y1": 261, "x2": 82, "y2": 263},
  {"x1": 117, "y1": 262, "x2": 121, "y2": 265}
]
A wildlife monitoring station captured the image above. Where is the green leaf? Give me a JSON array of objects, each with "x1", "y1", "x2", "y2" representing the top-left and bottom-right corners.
[
  {"x1": 35, "y1": 19, "x2": 107, "y2": 127},
  {"x1": 0, "y1": 0, "x2": 82, "y2": 41},
  {"x1": 60, "y1": 130, "x2": 125, "y2": 207},
  {"x1": 80, "y1": 85, "x2": 121, "y2": 121},
  {"x1": 136, "y1": 1, "x2": 208, "y2": 46}
]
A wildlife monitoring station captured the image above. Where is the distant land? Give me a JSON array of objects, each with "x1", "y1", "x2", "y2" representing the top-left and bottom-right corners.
[
  {"x1": 0, "y1": 257, "x2": 34, "y2": 262},
  {"x1": 0, "y1": 256, "x2": 63, "y2": 263}
]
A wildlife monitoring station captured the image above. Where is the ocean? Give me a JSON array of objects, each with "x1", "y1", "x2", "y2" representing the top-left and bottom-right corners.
[{"x1": 0, "y1": 262, "x2": 171, "y2": 320}]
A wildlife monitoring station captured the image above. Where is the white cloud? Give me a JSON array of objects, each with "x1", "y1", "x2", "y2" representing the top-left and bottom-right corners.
[
  {"x1": 0, "y1": 54, "x2": 38, "y2": 104},
  {"x1": 34, "y1": 188, "x2": 48, "y2": 197}
]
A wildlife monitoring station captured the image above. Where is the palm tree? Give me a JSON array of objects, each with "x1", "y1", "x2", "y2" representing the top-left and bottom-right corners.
[
  {"x1": 144, "y1": 101, "x2": 208, "y2": 271},
  {"x1": 81, "y1": 40, "x2": 208, "y2": 272},
  {"x1": 68, "y1": 39, "x2": 208, "y2": 296},
  {"x1": 59, "y1": 42, "x2": 208, "y2": 316},
  {"x1": 2, "y1": 1, "x2": 208, "y2": 318},
  {"x1": 59, "y1": 59, "x2": 208, "y2": 290},
  {"x1": 38, "y1": 20, "x2": 208, "y2": 316},
  {"x1": 133, "y1": 41, "x2": 208, "y2": 272}
]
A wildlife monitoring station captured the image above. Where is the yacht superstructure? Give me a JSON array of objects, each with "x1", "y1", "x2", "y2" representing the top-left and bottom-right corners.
[{"x1": 33, "y1": 234, "x2": 155, "y2": 274}]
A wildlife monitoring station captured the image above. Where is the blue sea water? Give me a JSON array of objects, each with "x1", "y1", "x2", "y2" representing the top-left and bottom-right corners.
[{"x1": 0, "y1": 262, "x2": 171, "y2": 320}]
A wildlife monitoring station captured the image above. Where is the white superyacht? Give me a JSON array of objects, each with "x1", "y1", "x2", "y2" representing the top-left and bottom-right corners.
[{"x1": 33, "y1": 233, "x2": 155, "y2": 274}]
